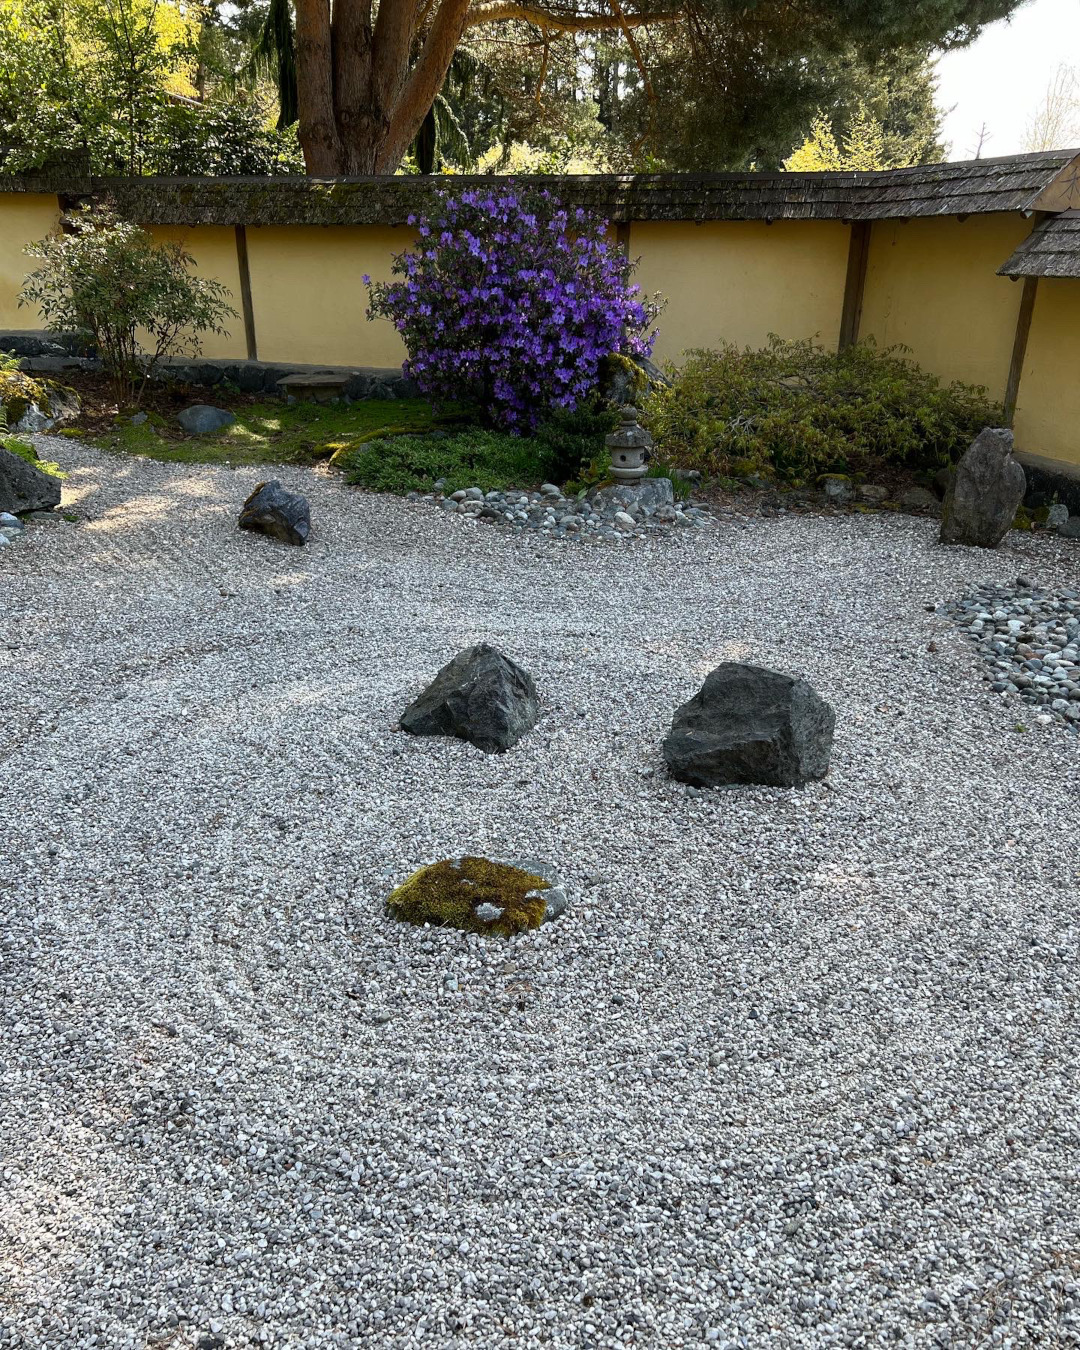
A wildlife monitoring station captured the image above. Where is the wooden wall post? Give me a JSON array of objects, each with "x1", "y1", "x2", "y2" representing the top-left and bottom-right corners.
[
  {"x1": 234, "y1": 225, "x2": 258, "y2": 361},
  {"x1": 838, "y1": 220, "x2": 871, "y2": 351},
  {"x1": 1003, "y1": 274, "x2": 1038, "y2": 427},
  {"x1": 1002, "y1": 210, "x2": 1049, "y2": 427}
]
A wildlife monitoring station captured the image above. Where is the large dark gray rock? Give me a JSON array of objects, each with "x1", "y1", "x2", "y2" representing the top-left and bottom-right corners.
[
  {"x1": 0, "y1": 446, "x2": 61, "y2": 514},
  {"x1": 177, "y1": 404, "x2": 235, "y2": 434},
  {"x1": 663, "y1": 662, "x2": 835, "y2": 788},
  {"x1": 940, "y1": 428, "x2": 1026, "y2": 548},
  {"x1": 400, "y1": 643, "x2": 538, "y2": 753},
  {"x1": 238, "y1": 480, "x2": 310, "y2": 546}
]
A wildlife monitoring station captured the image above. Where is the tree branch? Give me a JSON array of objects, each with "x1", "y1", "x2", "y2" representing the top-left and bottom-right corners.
[
  {"x1": 465, "y1": 1, "x2": 680, "y2": 31},
  {"x1": 372, "y1": 0, "x2": 421, "y2": 110},
  {"x1": 378, "y1": 0, "x2": 473, "y2": 171}
]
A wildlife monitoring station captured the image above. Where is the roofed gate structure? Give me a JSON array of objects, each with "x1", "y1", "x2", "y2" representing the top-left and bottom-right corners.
[{"x1": 1, "y1": 149, "x2": 1080, "y2": 480}]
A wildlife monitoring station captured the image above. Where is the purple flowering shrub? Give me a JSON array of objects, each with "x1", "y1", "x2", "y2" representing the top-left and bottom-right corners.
[{"x1": 366, "y1": 187, "x2": 657, "y2": 432}]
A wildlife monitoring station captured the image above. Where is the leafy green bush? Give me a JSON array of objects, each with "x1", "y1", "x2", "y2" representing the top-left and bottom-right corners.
[
  {"x1": 340, "y1": 429, "x2": 556, "y2": 494},
  {"x1": 645, "y1": 336, "x2": 1002, "y2": 482},
  {"x1": 339, "y1": 403, "x2": 617, "y2": 494},
  {"x1": 21, "y1": 207, "x2": 235, "y2": 406}
]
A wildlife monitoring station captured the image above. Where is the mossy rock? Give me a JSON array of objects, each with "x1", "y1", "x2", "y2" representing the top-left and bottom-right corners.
[
  {"x1": 387, "y1": 856, "x2": 558, "y2": 937},
  {"x1": 0, "y1": 370, "x2": 45, "y2": 428}
]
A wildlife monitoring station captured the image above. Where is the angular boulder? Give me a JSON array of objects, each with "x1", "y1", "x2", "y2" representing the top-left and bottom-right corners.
[
  {"x1": 400, "y1": 643, "x2": 538, "y2": 753},
  {"x1": 238, "y1": 480, "x2": 310, "y2": 546},
  {"x1": 177, "y1": 404, "x2": 236, "y2": 434},
  {"x1": 663, "y1": 662, "x2": 834, "y2": 788},
  {"x1": 0, "y1": 446, "x2": 61, "y2": 514},
  {"x1": 940, "y1": 428, "x2": 1026, "y2": 548}
]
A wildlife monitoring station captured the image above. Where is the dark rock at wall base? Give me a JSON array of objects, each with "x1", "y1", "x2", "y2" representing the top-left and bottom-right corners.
[
  {"x1": 0, "y1": 332, "x2": 91, "y2": 359},
  {"x1": 663, "y1": 662, "x2": 835, "y2": 788},
  {"x1": 1059, "y1": 516, "x2": 1080, "y2": 540},
  {"x1": 238, "y1": 480, "x2": 310, "y2": 546},
  {"x1": 940, "y1": 427, "x2": 1026, "y2": 548},
  {"x1": 1023, "y1": 463, "x2": 1080, "y2": 517},
  {"x1": 400, "y1": 644, "x2": 538, "y2": 753}
]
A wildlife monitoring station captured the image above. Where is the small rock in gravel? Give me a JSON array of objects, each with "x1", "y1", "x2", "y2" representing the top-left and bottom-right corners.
[
  {"x1": 237, "y1": 479, "x2": 310, "y2": 546},
  {"x1": 399, "y1": 642, "x2": 538, "y2": 753}
]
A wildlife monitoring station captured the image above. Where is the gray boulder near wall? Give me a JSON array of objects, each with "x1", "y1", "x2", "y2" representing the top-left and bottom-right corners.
[
  {"x1": 177, "y1": 404, "x2": 236, "y2": 434},
  {"x1": 663, "y1": 662, "x2": 835, "y2": 788},
  {"x1": 939, "y1": 427, "x2": 1026, "y2": 548},
  {"x1": 0, "y1": 446, "x2": 61, "y2": 514},
  {"x1": 237, "y1": 480, "x2": 310, "y2": 546},
  {"x1": 400, "y1": 643, "x2": 539, "y2": 753}
]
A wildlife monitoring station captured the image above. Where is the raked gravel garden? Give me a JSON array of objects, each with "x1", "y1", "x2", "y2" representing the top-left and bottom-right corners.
[{"x1": 3, "y1": 435, "x2": 1080, "y2": 1350}]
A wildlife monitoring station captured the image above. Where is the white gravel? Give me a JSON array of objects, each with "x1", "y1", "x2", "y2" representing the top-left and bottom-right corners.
[{"x1": 3, "y1": 437, "x2": 1080, "y2": 1350}]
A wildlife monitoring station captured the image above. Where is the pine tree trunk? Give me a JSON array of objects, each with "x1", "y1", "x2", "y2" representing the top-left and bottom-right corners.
[{"x1": 294, "y1": 0, "x2": 471, "y2": 176}]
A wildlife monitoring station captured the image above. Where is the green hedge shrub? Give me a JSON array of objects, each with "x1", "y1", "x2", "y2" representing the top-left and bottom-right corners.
[
  {"x1": 338, "y1": 403, "x2": 618, "y2": 495},
  {"x1": 645, "y1": 337, "x2": 1002, "y2": 482}
]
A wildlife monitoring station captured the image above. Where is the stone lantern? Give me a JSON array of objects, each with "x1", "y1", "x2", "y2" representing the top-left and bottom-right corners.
[{"x1": 606, "y1": 405, "x2": 652, "y2": 483}]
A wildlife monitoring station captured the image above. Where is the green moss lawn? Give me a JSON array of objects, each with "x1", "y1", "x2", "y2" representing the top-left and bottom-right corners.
[{"x1": 95, "y1": 398, "x2": 460, "y2": 469}]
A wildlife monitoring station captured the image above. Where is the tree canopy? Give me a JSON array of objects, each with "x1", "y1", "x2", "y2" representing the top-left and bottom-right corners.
[
  {"x1": 0, "y1": 0, "x2": 301, "y2": 176},
  {"x1": 0, "y1": 0, "x2": 1023, "y2": 177}
]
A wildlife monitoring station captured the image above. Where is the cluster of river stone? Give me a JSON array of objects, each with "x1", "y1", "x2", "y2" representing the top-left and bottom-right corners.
[
  {"x1": 411, "y1": 477, "x2": 713, "y2": 539},
  {"x1": 944, "y1": 578, "x2": 1080, "y2": 727}
]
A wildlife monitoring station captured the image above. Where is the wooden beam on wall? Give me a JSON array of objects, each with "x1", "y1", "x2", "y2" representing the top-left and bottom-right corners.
[
  {"x1": 838, "y1": 220, "x2": 871, "y2": 351},
  {"x1": 1004, "y1": 274, "x2": 1038, "y2": 426},
  {"x1": 615, "y1": 221, "x2": 632, "y2": 259},
  {"x1": 234, "y1": 225, "x2": 258, "y2": 362}
]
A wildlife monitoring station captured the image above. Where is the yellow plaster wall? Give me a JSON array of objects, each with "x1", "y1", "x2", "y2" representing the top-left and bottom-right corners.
[
  {"x1": 0, "y1": 193, "x2": 60, "y2": 328},
  {"x1": 1013, "y1": 278, "x2": 1080, "y2": 471},
  {"x1": 147, "y1": 225, "x2": 246, "y2": 359},
  {"x1": 629, "y1": 220, "x2": 850, "y2": 363},
  {"x1": 859, "y1": 214, "x2": 1031, "y2": 398},
  {"x1": 244, "y1": 225, "x2": 410, "y2": 367}
]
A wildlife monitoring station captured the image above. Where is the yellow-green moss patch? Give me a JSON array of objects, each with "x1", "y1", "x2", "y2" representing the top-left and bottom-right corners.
[{"x1": 387, "y1": 857, "x2": 550, "y2": 937}]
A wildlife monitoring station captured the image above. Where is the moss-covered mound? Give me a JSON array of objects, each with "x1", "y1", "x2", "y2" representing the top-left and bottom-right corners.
[{"x1": 387, "y1": 857, "x2": 550, "y2": 937}]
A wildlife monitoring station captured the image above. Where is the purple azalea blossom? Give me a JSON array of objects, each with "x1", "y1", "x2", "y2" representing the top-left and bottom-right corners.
[{"x1": 365, "y1": 184, "x2": 657, "y2": 431}]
